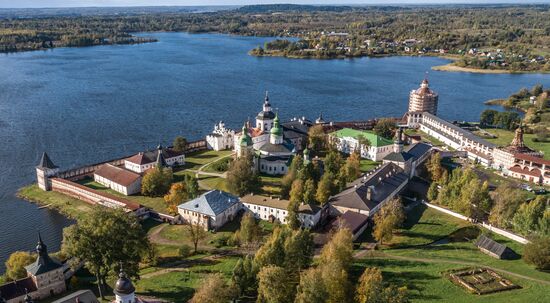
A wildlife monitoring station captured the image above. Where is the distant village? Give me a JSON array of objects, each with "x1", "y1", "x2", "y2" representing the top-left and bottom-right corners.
[{"x1": 3, "y1": 76, "x2": 549, "y2": 303}]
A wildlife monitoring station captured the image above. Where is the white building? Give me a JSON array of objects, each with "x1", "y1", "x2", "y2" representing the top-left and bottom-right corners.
[
  {"x1": 124, "y1": 145, "x2": 185, "y2": 173},
  {"x1": 240, "y1": 194, "x2": 324, "y2": 229},
  {"x1": 178, "y1": 190, "x2": 241, "y2": 230},
  {"x1": 329, "y1": 128, "x2": 394, "y2": 161},
  {"x1": 93, "y1": 164, "x2": 142, "y2": 195},
  {"x1": 206, "y1": 121, "x2": 235, "y2": 151},
  {"x1": 406, "y1": 112, "x2": 496, "y2": 166}
]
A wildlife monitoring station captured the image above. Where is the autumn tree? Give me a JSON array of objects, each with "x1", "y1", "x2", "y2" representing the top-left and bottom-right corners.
[
  {"x1": 523, "y1": 236, "x2": 550, "y2": 271},
  {"x1": 295, "y1": 267, "x2": 328, "y2": 303},
  {"x1": 302, "y1": 178, "x2": 316, "y2": 205},
  {"x1": 172, "y1": 136, "x2": 187, "y2": 153},
  {"x1": 186, "y1": 222, "x2": 208, "y2": 253},
  {"x1": 308, "y1": 124, "x2": 326, "y2": 152},
  {"x1": 489, "y1": 184, "x2": 528, "y2": 229},
  {"x1": 190, "y1": 273, "x2": 237, "y2": 303},
  {"x1": 356, "y1": 267, "x2": 383, "y2": 303},
  {"x1": 232, "y1": 255, "x2": 256, "y2": 297},
  {"x1": 163, "y1": 182, "x2": 188, "y2": 215},
  {"x1": 281, "y1": 155, "x2": 303, "y2": 198},
  {"x1": 141, "y1": 166, "x2": 173, "y2": 197},
  {"x1": 316, "y1": 172, "x2": 333, "y2": 205},
  {"x1": 324, "y1": 150, "x2": 343, "y2": 176},
  {"x1": 373, "y1": 198, "x2": 405, "y2": 245},
  {"x1": 343, "y1": 151, "x2": 361, "y2": 182},
  {"x1": 257, "y1": 265, "x2": 295, "y2": 303},
  {"x1": 226, "y1": 153, "x2": 261, "y2": 196},
  {"x1": 62, "y1": 208, "x2": 151, "y2": 299},
  {"x1": 183, "y1": 174, "x2": 199, "y2": 199},
  {"x1": 512, "y1": 196, "x2": 547, "y2": 235},
  {"x1": 4, "y1": 251, "x2": 35, "y2": 281},
  {"x1": 238, "y1": 212, "x2": 262, "y2": 248},
  {"x1": 426, "y1": 153, "x2": 444, "y2": 183},
  {"x1": 373, "y1": 118, "x2": 396, "y2": 139},
  {"x1": 287, "y1": 179, "x2": 304, "y2": 230}
]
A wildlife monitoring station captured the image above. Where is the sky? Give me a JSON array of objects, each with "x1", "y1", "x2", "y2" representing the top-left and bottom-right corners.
[{"x1": 1, "y1": 0, "x2": 549, "y2": 9}]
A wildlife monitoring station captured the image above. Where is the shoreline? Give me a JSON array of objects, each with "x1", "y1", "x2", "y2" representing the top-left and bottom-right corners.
[{"x1": 432, "y1": 63, "x2": 550, "y2": 74}]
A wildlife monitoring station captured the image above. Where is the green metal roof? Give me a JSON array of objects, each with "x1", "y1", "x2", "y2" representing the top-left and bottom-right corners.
[
  {"x1": 330, "y1": 128, "x2": 393, "y2": 147},
  {"x1": 270, "y1": 114, "x2": 283, "y2": 136}
]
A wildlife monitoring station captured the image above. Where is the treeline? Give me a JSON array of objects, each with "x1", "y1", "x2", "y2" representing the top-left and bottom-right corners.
[
  {"x1": 2, "y1": 5, "x2": 550, "y2": 57},
  {"x1": 426, "y1": 153, "x2": 549, "y2": 238}
]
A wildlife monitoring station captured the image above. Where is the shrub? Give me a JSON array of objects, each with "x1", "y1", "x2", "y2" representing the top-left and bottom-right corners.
[{"x1": 178, "y1": 244, "x2": 193, "y2": 258}]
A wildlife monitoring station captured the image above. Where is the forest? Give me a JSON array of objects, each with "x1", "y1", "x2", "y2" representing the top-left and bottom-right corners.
[{"x1": 1, "y1": 4, "x2": 550, "y2": 71}]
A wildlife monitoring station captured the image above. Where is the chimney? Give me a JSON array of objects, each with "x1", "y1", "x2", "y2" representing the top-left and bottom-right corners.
[{"x1": 366, "y1": 186, "x2": 374, "y2": 201}]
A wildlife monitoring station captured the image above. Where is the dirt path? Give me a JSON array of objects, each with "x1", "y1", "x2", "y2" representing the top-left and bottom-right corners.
[
  {"x1": 194, "y1": 153, "x2": 233, "y2": 190},
  {"x1": 355, "y1": 250, "x2": 550, "y2": 286},
  {"x1": 148, "y1": 224, "x2": 180, "y2": 246}
]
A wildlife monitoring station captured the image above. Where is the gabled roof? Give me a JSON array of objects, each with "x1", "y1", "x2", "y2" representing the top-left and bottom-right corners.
[
  {"x1": 37, "y1": 152, "x2": 58, "y2": 169},
  {"x1": 258, "y1": 141, "x2": 295, "y2": 154},
  {"x1": 0, "y1": 277, "x2": 37, "y2": 301},
  {"x1": 332, "y1": 211, "x2": 369, "y2": 235},
  {"x1": 240, "y1": 194, "x2": 322, "y2": 215},
  {"x1": 422, "y1": 112, "x2": 496, "y2": 148},
  {"x1": 125, "y1": 148, "x2": 183, "y2": 166},
  {"x1": 475, "y1": 235, "x2": 516, "y2": 259},
  {"x1": 94, "y1": 164, "x2": 141, "y2": 187},
  {"x1": 330, "y1": 128, "x2": 393, "y2": 147},
  {"x1": 329, "y1": 163, "x2": 408, "y2": 212},
  {"x1": 384, "y1": 151, "x2": 414, "y2": 162},
  {"x1": 178, "y1": 190, "x2": 239, "y2": 217},
  {"x1": 406, "y1": 142, "x2": 432, "y2": 159},
  {"x1": 51, "y1": 290, "x2": 99, "y2": 303}
]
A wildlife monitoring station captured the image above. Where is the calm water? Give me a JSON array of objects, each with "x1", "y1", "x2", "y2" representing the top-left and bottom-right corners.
[{"x1": 1, "y1": 32, "x2": 550, "y2": 272}]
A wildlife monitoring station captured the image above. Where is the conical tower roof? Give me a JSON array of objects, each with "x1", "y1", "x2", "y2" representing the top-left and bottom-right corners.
[
  {"x1": 37, "y1": 152, "x2": 58, "y2": 169},
  {"x1": 25, "y1": 232, "x2": 62, "y2": 276}
]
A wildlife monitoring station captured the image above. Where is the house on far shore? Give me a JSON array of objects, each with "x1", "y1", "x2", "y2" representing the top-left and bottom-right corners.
[
  {"x1": 474, "y1": 235, "x2": 517, "y2": 260},
  {"x1": 178, "y1": 190, "x2": 241, "y2": 230}
]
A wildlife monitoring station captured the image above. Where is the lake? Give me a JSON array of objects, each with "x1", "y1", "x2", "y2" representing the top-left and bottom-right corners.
[{"x1": 1, "y1": 32, "x2": 549, "y2": 272}]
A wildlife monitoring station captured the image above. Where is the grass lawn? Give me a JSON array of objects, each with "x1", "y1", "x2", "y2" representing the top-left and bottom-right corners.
[
  {"x1": 405, "y1": 129, "x2": 446, "y2": 147},
  {"x1": 17, "y1": 184, "x2": 92, "y2": 220},
  {"x1": 352, "y1": 258, "x2": 549, "y2": 303},
  {"x1": 198, "y1": 175, "x2": 228, "y2": 191},
  {"x1": 360, "y1": 159, "x2": 380, "y2": 173},
  {"x1": 480, "y1": 128, "x2": 550, "y2": 159},
  {"x1": 77, "y1": 179, "x2": 168, "y2": 213},
  {"x1": 352, "y1": 205, "x2": 550, "y2": 302},
  {"x1": 135, "y1": 256, "x2": 239, "y2": 303},
  {"x1": 182, "y1": 150, "x2": 233, "y2": 171},
  {"x1": 260, "y1": 174, "x2": 283, "y2": 195}
]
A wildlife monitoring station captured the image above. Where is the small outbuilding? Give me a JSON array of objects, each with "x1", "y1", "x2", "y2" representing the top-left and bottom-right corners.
[{"x1": 474, "y1": 235, "x2": 517, "y2": 260}]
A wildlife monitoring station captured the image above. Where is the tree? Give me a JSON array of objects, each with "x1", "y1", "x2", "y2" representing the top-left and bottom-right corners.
[
  {"x1": 512, "y1": 196, "x2": 546, "y2": 235},
  {"x1": 373, "y1": 118, "x2": 396, "y2": 139},
  {"x1": 281, "y1": 155, "x2": 303, "y2": 198},
  {"x1": 257, "y1": 265, "x2": 295, "y2": 303},
  {"x1": 316, "y1": 172, "x2": 333, "y2": 205},
  {"x1": 226, "y1": 153, "x2": 261, "y2": 196},
  {"x1": 531, "y1": 84, "x2": 544, "y2": 96},
  {"x1": 373, "y1": 198, "x2": 405, "y2": 245},
  {"x1": 186, "y1": 222, "x2": 208, "y2": 253},
  {"x1": 295, "y1": 267, "x2": 328, "y2": 303},
  {"x1": 283, "y1": 229, "x2": 314, "y2": 271},
  {"x1": 4, "y1": 251, "x2": 35, "y2": 281},
  {"x1": 427, "y1": 181, "x2": 439, "y2": 201},
  {"x1": 538, "y1": 209, "x2": 550, "y2": 236},
  {"x1": 141, "y1": 167, "x2": 173, "y2": 197},
  {"x1": 357, "y1": 134, "x2": 371, "y2": 153},
  {"x1": 356, "y1": 267, "x2": 383, "y2": 303},
  {"x1": 163, "y1": 182, "x2": 188, "y2": 215},
  {"x1": 426, "y1": 153, "x2": 444, "y2": 183},
  {"x1": 239, "y1": 212, "x2": 262, "y2": 247},
  {"x1": 489, "y1": 184, "x2": 528, "y2": 228},
  {"x1": 343, "y1": 151, "x2": 361, "y2": 182},
  {"x1": 183, "y1": 174, "x2": 199, "y2": 199},
  {"x1": 232, "y1": 255, "x2": 256, "y2": 297},
  {"x1": 321, "y1": 261, "x2": 352, "y2": 303},
  {"x1": 480, "y1": 109, "x2": 498, "y2": 127},
  {"x1": 288, "y1": 179, "x2": 304, "y2": 230},
  {"x1": 320, "y1": 228, "x2": 354, "y2": 271},
  {"x1": 308, "y1": 124, "x2": 326, "y2": 152},
  {"x1": 324, "y1": 150, "x2": 343, "y2": 176},
  {"x1": 523, "y1": 236, "x2": 550, "y2": 271},
  {"x1": 254, "y1": 227, "x2": 289, "y2": 269},
  {"x1": 302, "y1": 178, "x2": 316, "y2": 205},
  {"x1": 62, "y1": 208, "x2": 151, "y2": 299},
  {"x1": 191, "y1": 273, "x2": 237, "y2": 303},
  {"x1": 172, "y1": 136, "x2": 187, "y2": 153}
]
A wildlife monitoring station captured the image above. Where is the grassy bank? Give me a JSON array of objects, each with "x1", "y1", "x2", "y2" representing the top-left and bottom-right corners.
[{"x1": 17, "y1": 184, "x2": 92, "y2": 221}]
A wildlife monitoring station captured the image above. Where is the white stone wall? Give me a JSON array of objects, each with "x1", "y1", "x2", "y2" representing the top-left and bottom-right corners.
[
  {"x1": 259, "y1": 159, "x2": 288, "y2": 175},
  {"x1": 332, "y1": 136, "x2": 392, "y2": 161}
]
